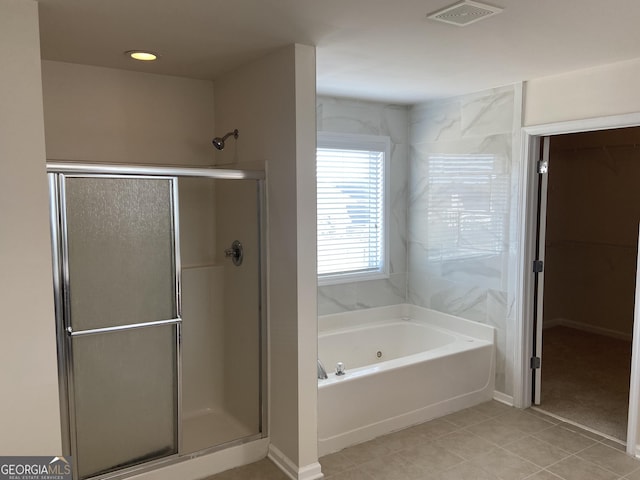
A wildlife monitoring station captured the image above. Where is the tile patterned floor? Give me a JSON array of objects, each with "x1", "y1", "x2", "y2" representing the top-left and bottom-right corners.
[{"x1": 205, "y1": 401, "x2": 640, "y2": 480}]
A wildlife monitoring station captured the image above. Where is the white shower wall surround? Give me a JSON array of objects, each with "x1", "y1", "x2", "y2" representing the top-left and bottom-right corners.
[{"x1": 317, "y1": 85, "x2": 522, "y2": 397}]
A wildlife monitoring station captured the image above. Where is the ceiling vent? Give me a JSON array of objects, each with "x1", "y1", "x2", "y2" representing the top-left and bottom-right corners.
[{"x1": 427, "y1": 1, "x2": 503, "y2": 27}]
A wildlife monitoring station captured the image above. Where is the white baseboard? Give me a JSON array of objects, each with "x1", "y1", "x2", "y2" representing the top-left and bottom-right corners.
[
  {"x1": 542, "y1": 318, "x2": 563, "y2": 329},
  {"x1": 268, "y1": 444, "x2": 324, "y2": 480},
  {"x1": 544, "y1": 318, "x2": 632, "y2": 342},
  {"x1": 298, "y1": 462, "x2": 324, "y2": 480},
  {"x1": 493, "y1": 391, "x2": 514, "y2": 406}
]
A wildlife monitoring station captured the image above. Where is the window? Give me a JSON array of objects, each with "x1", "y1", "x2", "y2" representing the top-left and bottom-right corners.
[
  {"x1": 316, "y1": 132, "x2": 390, "y2": 284},
  {"x1": 425, "y1": 153, "x2": 509, "y2": 261}
]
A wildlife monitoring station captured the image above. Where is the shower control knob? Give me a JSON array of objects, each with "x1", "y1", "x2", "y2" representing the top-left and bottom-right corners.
[
  {"x1": 336, "y1": 362, "x2": 345, "y2": 376},
  {"x1": 224, "y1": 240, "x2": 244, "y2": 266}
]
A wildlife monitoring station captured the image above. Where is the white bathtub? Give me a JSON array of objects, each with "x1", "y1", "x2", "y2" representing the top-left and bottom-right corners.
[{"x1": 318, "y1": 303, "x2": 495, "y2": 456}]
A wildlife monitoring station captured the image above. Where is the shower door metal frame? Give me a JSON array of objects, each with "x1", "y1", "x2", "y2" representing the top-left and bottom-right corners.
[
  {"x1": 48, "y1": 162, "x2": 268, "y2": 480},
  {"x1": 257, "y1": 178, "x2": 268, "y2": 439},
  {"x1": 49, "y1": 172, "x2": 183, "y2": 479}
]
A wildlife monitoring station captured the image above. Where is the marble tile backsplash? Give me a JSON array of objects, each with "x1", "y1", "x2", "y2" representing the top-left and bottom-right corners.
[
  {"x1": 317, "y1": 273, "x2": 406, "y2": 315},
  {"x1": 409, "y1": 85, "x2": 520, "y2": 395},
  {"x1": 317, "y1": 86, "x2": 522, "y2": 398},
  {"x1": 317, "y1": 96, "x2": 409, "y2": 315}
]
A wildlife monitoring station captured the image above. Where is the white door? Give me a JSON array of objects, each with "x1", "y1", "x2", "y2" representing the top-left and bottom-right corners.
[
  {"x1": 626, "y1": 225, "x2": 640, "y2": 455},
  {"x1": 533, "y1": 136, "x2": 550, "y2": 405}
]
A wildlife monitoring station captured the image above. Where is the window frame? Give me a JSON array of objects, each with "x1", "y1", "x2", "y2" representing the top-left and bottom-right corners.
[{"x1": 316, "y1": 131, "x2": 391, "y2": 286}]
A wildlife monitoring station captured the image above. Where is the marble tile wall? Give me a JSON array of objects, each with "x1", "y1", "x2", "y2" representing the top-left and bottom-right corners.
[
  {"x1": 316, "y1": 96, "x2": 409, "y2": 315},
  {"x1": 317, "y1": 87, "x2": 522, "y2": 398},
  {"x1": 408, "y1": 85, "x2": 521, "y2": 396}
]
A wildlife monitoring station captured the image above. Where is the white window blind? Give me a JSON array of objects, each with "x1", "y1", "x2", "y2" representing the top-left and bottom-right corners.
[
  {"x1": 426, "y1": 154, "x2": 509, "y2": 261},
  {"x1": 317, "y1": 133, "x2": 389, "y2": 282}
]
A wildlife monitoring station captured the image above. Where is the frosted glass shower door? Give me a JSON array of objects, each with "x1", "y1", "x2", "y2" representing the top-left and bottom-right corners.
[{"x1": 59, "y1": 176, "x2": 181, "y2": 480}]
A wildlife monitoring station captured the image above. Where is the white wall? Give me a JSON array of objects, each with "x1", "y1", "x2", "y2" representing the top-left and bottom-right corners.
[
  {"x1": 0, "y1": 0, "x2": 62, "y2": 454},
  {"x1": 214, "y1": 44, "x2": 320, "y2": 476},
  {"x1": 524, "y1": 58, "x2": 640, "y2": 126},
  {"x1": 316, "y1": 97, "x2": 409, "y2": 316}
]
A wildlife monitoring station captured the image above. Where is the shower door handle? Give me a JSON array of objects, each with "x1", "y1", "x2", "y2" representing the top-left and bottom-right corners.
[{"x1": 66, "y1": 318, "x2": 182, "y2": 337}]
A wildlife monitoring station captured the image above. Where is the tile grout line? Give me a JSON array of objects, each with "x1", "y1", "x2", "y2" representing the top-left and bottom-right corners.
[
  {"x1": 441, "y1": 415, "x2": 550, "y2": 478},
  {"x1": 325, "y1": 404, "x2": 640, "y2": 480},
  {"x1": 498, "y1": 435, "x2": 572, "y2": 471},
  {"x1": 525, "y1": 426, "x2": 628, "y2": 477},
  {"x1": 455, "y1": 412, "x2": 567, "y2": 468},
  {"x1": 521, "y1": 469, "x2": 561, "y2": 480},
  {"x1": 460, "y1": 411, "x2": 612, "y2": 477},
  {"x1": 489, "y1": 443, "x2": 546, "y2": 476},
  {"x1": 544, "y1": 451, "x2": 634, "y2": 480},
  {"x1": 460, "y1": 407, "x2": 636, "y2": 478}
]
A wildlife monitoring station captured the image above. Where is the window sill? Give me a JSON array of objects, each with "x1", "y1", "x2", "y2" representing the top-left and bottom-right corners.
[{"x1": 317, "y1": 271, "x2": 389, "y2": 287}]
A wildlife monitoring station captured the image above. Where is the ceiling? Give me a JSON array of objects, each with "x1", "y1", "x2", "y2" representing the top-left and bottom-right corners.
[{"x1": 37, "y1": 0, "x2": 640, "y2": 104}]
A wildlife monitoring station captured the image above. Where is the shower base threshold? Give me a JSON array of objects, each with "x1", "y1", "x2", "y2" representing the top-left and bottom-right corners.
[{"x1": 182, "y1": 409, "x2": 255, "y2": 454}]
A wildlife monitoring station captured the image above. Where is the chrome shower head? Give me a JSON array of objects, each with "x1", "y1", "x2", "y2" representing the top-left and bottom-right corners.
[{"x1": 212, "y1": 129, "x2": 239, "y2": 150}]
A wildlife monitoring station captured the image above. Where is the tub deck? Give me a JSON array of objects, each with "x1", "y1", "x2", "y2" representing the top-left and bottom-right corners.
[{"x1": 318, "y1": 303, "x2": 495, "y2": 456}]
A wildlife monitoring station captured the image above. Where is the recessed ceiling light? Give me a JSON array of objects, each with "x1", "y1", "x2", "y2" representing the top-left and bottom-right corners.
[{"x1": 125, "y1": 50, "x2": 158, "y2": 61}]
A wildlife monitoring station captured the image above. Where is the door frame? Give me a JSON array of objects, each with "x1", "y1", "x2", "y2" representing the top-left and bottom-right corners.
[
  {"x1": 514, "y1": 112, "x2": 640, "y2": 457},
  {"x1": 532, "y1": 136, "x2": 551, "y2": 406}
]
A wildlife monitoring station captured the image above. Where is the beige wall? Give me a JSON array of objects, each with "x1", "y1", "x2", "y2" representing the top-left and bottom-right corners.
[
  {"x1": 40, "y1": 47, "x2": 318, "y2": 476},
  {"x1": 544, "y1": 129, "x2": 640, "y2": 337},
  {"x1": 216, "y1": 179, "x2": 261, "y2": 428},
  {"x1": 524, "y1": 58, "x2": 640, "y2": 126},
  {"x1": 523, "y1": 59, "x2": 640, "y2": 336},
  {"x1": 293, "y1": 44, "x2": 319, "y2": 471},
  {"x1": 214, "y1": 44, "x2": 319, "y2": 472},
  {"x1": 179, "y1": 178, "x2": 226, "y2": 419},
  {"x1": 41, "y1": 59, "x2": 268, "y2": 464},
  {"x1": 41, "y1": 61, "x2": 215, "y2": 165},
  {"x1": 41, "y1": 58, "x2": 221, "y2": 419},
  {"x1": 523, "y1": 59, "x2": 640, "y2": 455},
  {"x1": 0, "y1": 0, "x2": 62, "y2": 454}
]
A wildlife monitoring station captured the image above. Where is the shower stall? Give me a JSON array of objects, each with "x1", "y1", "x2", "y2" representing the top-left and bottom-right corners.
[{"x1": 47, "y1": 163, "x2": 266, "y2": 480}]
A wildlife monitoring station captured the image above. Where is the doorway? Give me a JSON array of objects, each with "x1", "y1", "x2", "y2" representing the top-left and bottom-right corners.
[{"x1": 532, "y1": 127, "x2": 640, "y2": 443}]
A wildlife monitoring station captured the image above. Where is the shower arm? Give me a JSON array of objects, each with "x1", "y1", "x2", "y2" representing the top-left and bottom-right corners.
[{"x1": 220, "y1": 130, "x2": 239, "y2": 142}]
